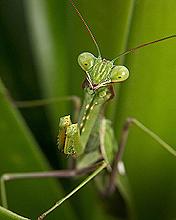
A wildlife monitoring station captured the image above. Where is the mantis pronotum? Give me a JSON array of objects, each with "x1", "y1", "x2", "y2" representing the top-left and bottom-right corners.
[{"x1": 1, "y1": 1, "x2": 176, "y2": 219}]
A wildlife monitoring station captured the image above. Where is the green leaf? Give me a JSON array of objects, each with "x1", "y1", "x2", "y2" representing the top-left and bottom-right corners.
[{"x1": 0, "y1": 206, "x2": 30, "y2": 220}]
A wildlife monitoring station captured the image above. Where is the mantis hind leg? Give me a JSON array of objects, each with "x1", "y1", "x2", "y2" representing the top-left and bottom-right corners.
[
  {"x1": 37, "y1": 161, "x2": 107, "y2": 220},
  {"x1": 106, "y1": 117, "x2": 176, "y2": 195},
  {"x1": 14, "y1": 96, "x2": 81, "y2": 122},
  {"x1": 0, "y1": 163, "x2": 101, "y2": 209}
]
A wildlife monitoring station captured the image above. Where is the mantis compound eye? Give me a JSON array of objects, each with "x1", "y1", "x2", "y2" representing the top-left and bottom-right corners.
[
  {"x1": 110, "y1": 65, "x2": 129, "y2": 83},
  {"x1": 78, "y1": 52, "x2": 95, "y2": 71}
]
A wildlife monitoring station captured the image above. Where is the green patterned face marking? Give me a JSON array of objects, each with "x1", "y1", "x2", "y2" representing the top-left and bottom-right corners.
[{"x1": 78, "y1": 52, "x2": 129, "y2": 90}]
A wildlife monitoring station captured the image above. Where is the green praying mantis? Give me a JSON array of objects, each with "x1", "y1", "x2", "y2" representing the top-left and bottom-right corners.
[{"x1": 1, "y1": 0, "x2": 176, "y2": 219}]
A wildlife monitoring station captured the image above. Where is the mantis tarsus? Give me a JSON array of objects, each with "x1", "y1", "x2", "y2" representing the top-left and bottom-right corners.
[{"x1": 1, "y1": 0, "x2": 176, "y2": 219}]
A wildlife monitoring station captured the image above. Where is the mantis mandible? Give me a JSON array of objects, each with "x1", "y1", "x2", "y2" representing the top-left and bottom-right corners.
[{"x1": 1, "y1": 1, "x2": 176, "y2": 219}]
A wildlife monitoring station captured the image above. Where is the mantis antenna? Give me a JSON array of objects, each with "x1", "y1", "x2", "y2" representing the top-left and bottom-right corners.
[
  {"x1": 112, "y1": 34, "x2": 176, "y2": 62},
  {"x1": 69, "y1": 0, "x2": 101, "y2": 57}
]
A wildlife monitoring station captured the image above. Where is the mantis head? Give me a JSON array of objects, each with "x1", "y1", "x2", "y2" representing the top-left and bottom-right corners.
[{"x1": 78, "y1": 52, "x2": 129, "y2": 90}]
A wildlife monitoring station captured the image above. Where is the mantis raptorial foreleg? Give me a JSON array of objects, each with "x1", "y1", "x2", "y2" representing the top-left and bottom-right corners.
[
  {"x1": 15, "y1": 95, "x2": 81, "y2": 169},
  {"x1": 106, "y1": 117, "x2": 176, "y2": 195}
]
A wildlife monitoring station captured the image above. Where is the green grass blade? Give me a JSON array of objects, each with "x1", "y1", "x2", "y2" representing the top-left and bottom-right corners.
[
  {"x1": 0, "y1": 206, "x2": 30, "y2": 220},
  {"x1": 25, "y1": 0, "x2": 70, "y2": 125}
]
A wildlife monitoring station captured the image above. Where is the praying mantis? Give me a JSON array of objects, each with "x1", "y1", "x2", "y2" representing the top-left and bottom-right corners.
[{"x1": 1, "y1": 0, "x2": 176, "y2": 219}]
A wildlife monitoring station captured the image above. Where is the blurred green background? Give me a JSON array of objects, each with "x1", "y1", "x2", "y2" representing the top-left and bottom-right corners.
[{"x1": 0, "y1": 0, "x2": 176, "y2": 220}]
